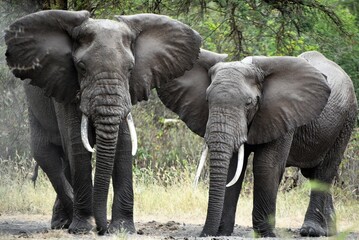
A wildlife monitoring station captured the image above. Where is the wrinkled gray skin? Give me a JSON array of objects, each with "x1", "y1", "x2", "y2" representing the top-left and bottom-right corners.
[
  {"x1": 5, "y1": 10, "x2": 201, "y2": 235},
  {"x1": 159, "y1": 51, "x2": 357, "y2": 237}
]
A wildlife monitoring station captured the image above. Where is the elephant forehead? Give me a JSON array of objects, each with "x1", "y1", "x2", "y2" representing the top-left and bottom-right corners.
[
  {"x1": 217, "y1": 61, "x2": 244, "y2": 68},
  {"x1": 212, "y1": 64, "x2": 254, "y2": 82},
  {"x1": 82, "y1": 19, "x2": 131, "y2": 36}
]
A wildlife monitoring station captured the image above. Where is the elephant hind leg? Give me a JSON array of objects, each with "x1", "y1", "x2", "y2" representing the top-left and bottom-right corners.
[
  {"x1": 299, "y1": 179, "x2": 336, "y2": 237},
  {"x1": 51, "y1": 196, "x2": 71, "y2": 229},
  {"x1": 300, "y1": 114, "x2": 356, "y2": 237},
  {"x1": 29, "y1": 118, "x2": 73, "y2": 228},
  {"x1": 32, "y1": 143, "x2": 73, "y2": 229}
]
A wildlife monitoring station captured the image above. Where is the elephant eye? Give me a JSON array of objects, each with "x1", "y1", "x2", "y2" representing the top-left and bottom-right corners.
[
  {"x1": 246, "y1": 97, "x2": 253, "y2": 106},
  {"x1": 77, "y1": 61, "x2": 87, "y2": 75},
  {"x1": 128, "y1": 62, "x2": 135, "y2": 74}
]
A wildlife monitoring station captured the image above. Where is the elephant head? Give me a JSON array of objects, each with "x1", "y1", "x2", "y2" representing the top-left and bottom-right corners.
[
  {"x1": 5, "y1": 10, "x2": 201, "y2": 234},
  {"x1": 158, "y1": 54, "x2": 331, "y2": 236}
]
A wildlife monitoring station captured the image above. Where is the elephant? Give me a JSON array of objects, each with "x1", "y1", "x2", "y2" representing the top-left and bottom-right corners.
[
  {"x1": 5, "y1": 10, "x2": 202, "y2": 234},
  {"x1": 157, "y1": 51, "x2": 357, "y2": 237}
]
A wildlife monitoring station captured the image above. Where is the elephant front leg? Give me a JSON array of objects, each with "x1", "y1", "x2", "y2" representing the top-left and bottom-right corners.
[
  {"x1": 108, "y1": 121, "x2": 135, "y2": 234},
  {"x1": 68, "y1": 135, "x2": 94, "y2": 234},
  {"x1": 59, "y1": 104, "x2": 94, "y2": 234},
  {"x1": 252, "y1": 131, "x2": 294, "y2": 237}
]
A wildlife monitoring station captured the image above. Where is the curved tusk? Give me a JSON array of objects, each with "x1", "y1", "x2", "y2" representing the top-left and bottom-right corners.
[
  {"x1": 226, "y1": 144, "x2": 244, "y2": 188},
  {"x1": 81, "y1": 114, "x2": 95, "y2": 153},
  {"x1": 193, "y1": 143, "x2": 208, "y2": 188},
  {"x1": 126, "y1": 113, "x2": 137, "y2": 156}
]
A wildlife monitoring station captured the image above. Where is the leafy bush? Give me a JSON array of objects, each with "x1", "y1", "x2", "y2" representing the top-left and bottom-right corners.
[{"x1": 132, "y1": 92, "x2": 205, "y2": 186}]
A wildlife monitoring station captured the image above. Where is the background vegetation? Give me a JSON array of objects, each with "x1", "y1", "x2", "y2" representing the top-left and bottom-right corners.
[{"x1": 0, "y1": 0, "x2": 358, "y2": 224}]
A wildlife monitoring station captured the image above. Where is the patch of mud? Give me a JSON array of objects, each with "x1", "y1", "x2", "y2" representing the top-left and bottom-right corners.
[
  {"x1": 0, "y1": 215, "x2": 358, "y2": 239},
  {"x1": 0, "y1": 215, "x2": 48, "y2": 236}
]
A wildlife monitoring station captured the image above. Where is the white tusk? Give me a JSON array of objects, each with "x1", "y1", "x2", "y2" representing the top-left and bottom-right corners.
[
  {"x1": 81, "y1": 114, "x2": 95, "y2": 153},
  {"x1": 126, "y1": 113, "x2": 137, "y2": 156},
  {"x1": 226, "y1": 144, "x2": 245, "y2": 188},
  {"x1": 241, "y1": 56, "x2": 253, "y2": 64},
  {"x1": 193, "y1": 144, "x2": 208, "y2": 188}
]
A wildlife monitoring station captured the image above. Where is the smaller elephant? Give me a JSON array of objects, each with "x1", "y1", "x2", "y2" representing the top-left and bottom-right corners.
[
  {"x1": 158, "y1": 51, "x2": 357, "y2": 237},
  {"x1": 202, "y1": 51, "x2": 357, "y2": 237}
]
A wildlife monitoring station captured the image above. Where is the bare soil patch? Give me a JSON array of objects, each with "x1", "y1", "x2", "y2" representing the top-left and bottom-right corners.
[{"x1": 0, "y1": 214, "x2": 358, "y2": 239}]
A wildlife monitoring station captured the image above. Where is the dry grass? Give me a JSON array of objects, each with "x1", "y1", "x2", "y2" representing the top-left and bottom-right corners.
[{"x1": 0, "y1": 169, "x2": 358, "y2": 237}]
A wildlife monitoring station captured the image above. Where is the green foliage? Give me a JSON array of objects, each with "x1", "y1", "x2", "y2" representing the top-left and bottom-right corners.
[
  {"x1": 0, "y1": 66, "x2": 30, "y2": 159},
  {"x1": 338, "y1": 128, "x2": 359, "y2": 197},
  {"x1": 131, "y1": 93, "x2": 205, "y2": 186}
]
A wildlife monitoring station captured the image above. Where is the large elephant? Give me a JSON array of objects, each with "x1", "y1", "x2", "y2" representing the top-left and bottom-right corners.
[
  {"x1": 5, "y1": 10, "x2": 202, "y2": 234},
  {"x1": 158, "y1": 51, "x2": 357, "y2": 237}
]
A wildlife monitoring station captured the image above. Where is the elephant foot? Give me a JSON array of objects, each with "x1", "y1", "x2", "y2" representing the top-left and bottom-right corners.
[
  {"x1": 253, "y1": 230, "x2": 276, "y2": 238},
  {"x1": 68, "y1": 216, "x2": 94, "y2": 234},
  {"x1": 300, "y1": 220, "x2": 336, "y2": 237},
  {"x1": 253, "y1": 220, "x2": 276, "y2": 237},
  {"x1": 51, "y1": 199, "x2": 72, "y2": 229},
  {"x1": 300, "y1": 221, "x2": 325, "y2": 237},
  {"x1": 51, "y1": 215, "x2": 71, "y2": 229},
  {"x1": 108, "y1": 219, "x2": 136, "y2": 234},
  {"x1": 301, "y1": 193, "x2": 337, "y2": 237},
  {"x1": 217, "y1": 223, "x2": 234, "y2": 236},
  {"x1": 200, "y1": 228, "x2": 218, "y2": 237}
]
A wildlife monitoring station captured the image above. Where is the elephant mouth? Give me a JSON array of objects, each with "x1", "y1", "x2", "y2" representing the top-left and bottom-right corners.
[
  {"x1": 193, "y1": 140, "x2": 246, "y2": 188},
  {"x1": 80, "y1": 112, "x2": 137, "y2": 156}
]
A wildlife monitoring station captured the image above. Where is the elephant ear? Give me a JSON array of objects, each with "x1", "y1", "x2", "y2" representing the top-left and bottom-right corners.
[
  {"x1": 157, "y1": 49, "x2": 228, "y2": 137},
  {"x1": 117, "y1": 14, "x2": 202, "y2": 104},
  {"x1": 247, "y1": 56, "x2": 331, "y2": 144},
  {"x1": 5, "y1": 10, "x2": 90, "y2": 103}
]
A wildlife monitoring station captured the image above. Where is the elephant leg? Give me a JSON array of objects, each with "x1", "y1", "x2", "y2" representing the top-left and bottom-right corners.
[
  {"x1": 57, "y1": 104, "x2": 94, "y2": 234},
  {"x1": 51, "y1": 195, "x2": 71, "y2": 229},
  {"x1": 36, "y1": 149, "x2": 73, "y2": 230},
  {"x1": 217, "y1": 147, "x2": 251, "y2": 236},
  {"x1": 299, "y1": 170, "x2": 335, "y2": 237},
  {"x1": 108, "y1": 120, "x2": 135, "y2": 234},
  {"x1": 300, "y1": 118, "x2": 355, "y2": 237},
  {"x1": 28, "y1": 110, "x2": 73, "y2": 229},
  {"x1": 51, "y1": 153, "x2": 73, "y2": 229},
  {"x1": 31, "y1": 140, "x2": 73, "y2": 229},
  {"x1": 252, "y1": 131, "x2": 294, "y2": 237}
]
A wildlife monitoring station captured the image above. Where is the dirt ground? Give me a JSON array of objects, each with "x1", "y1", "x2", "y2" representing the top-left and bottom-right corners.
[{"x1": 0, "y1": 214, "x2": 358, "y2": 240}]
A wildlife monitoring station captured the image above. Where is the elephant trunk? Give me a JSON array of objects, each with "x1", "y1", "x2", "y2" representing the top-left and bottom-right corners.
[
  {"x1": 80, "y1": 73, "x2": 133, "y2": 234},
  {"x1": 201, "y1": 109, "x2": 246, "y2": 236},
  {"x1": 201, "y1": 140, "x2": 233, "y2": 236},
  {"x1": 93, "y1": 124, "x2": 119, "y2": 234},
  {"x1": 92, "y1": 103, "x2": 130, "y2": 235}
]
